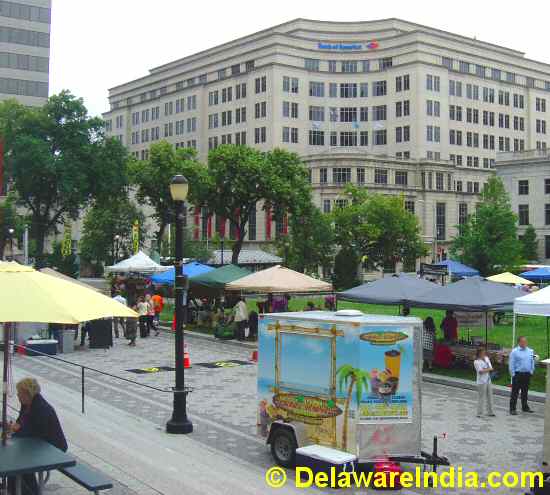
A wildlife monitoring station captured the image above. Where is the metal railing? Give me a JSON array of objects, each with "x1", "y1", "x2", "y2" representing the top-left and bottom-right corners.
[
  {"x1": 12, "y1": 343, "x2": 190, "y2": 415},
  {"x1": 497, "y1": 149, "x2": 550, "y2": 162}
]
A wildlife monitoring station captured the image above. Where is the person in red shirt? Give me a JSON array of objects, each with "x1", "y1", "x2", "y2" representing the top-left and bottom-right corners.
[
  {"x1": 441, "y1": 310, "x2": 458, "y2": 342},
  {"x1": 151, "y1": 292, "x2": 164, "y2": 335}
]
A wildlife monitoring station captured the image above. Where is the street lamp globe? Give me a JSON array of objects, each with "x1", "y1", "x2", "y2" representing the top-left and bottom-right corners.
[
  {"x1": 8, "y1": 228, "x2": 14, "y2": 235},
  {"x1": 170, "y1": 175, "x2": 189, "y2": 202}
]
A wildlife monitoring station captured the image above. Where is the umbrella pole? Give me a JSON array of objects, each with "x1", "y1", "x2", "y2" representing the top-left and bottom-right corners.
[
  {"x1": 485, "y1": 312, "x2": 488, "y2": 350},
  {"x1": 2, "y1": 323, "x2": 10, "y2": 446},
  {"x1": 547, "y1": 317, "x2": 549, "y2": 359}
]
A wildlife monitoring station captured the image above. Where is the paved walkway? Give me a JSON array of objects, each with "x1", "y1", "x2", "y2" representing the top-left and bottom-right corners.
[{"x1": 6, "y1": 331, "x2": 547, "y2": 494}]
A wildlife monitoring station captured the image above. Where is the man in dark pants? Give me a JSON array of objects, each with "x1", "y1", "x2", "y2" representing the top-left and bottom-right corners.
[{"x1": 509, "y1": 336, "x2": 536, "y2": 415}]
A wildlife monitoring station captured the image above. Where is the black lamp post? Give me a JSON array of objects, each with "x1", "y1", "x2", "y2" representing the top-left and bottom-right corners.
[
  {"x1": 8, "y1": 227, "x2": 14, "y2": 261},
  {"x1": 166, "y1": 174, "x2": 193, "y2": 435},
  {"x1": 220, "y1": 235, "x2": 225, "y2": 265},
  {"x1": 114, "y1": 234, "x2": 121, "y2": 264}
]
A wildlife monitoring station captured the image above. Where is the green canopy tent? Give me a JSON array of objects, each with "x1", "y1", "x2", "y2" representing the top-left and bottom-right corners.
[{"x1": 189, "y1": 264, "x2": 251, "y2": 297}]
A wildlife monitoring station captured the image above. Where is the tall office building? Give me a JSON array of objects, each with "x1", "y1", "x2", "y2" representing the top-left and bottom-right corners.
[
  {"x1": 104, "y1": 19, "x2": 550, "y2": 263},
  {"x1": 0, "y1": 0, "x2": 51, "y2": 106}
]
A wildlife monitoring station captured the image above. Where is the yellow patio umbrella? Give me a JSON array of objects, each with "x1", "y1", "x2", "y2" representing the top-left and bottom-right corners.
[
  {"x1": 486, "y1": 272, "x2": 534, "y2": 286},
  {"x1": 1, "y1": 262, "x2": 138, "y2": 444},
  {"x1": 0, "y1": 262, "x2": 137, "y2": 324}
]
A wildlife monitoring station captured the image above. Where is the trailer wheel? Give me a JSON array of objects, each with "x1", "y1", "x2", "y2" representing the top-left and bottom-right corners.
[{"x1": 270, "y1": 427, "x2": 296, "y2": 467}]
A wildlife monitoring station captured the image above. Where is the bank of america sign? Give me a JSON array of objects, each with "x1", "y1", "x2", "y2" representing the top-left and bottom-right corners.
[{"x1": 317, "y1": 41, "x2": 379, "y2": 51}]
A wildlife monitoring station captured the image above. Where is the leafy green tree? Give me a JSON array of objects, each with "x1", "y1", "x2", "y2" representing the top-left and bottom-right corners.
[
  {"x1": 79, "y1": 198, "x2": 146, "y2": 269},
  {"x1": 451, "y1": 176, "x2": 524, "y2": 276},
  {"x1": 45, "y1": 242, "x2": 79, "y2": 278},
  {"x1": 520, "y1": 224, "x2": 539, "y2": 262},
  {"x1": 333, "y1": 247, "x2": 360, "y2": 290},
  {"x1": 0, "y1": 193, "x2": 26, "y2": 260},
  {"x1": 160, "y1": 225, "x2": 213, "y2": 263},
  {"x1": 130, "y1": 141, "x2": 196, "y2": 250},
  {"x1": 0, "y1": 91, "x2": 129, "y2": 264},
  {"x1": 276, "y1": 204, "x2": 334, "y2": 274},
  {"x1": 182, "y1": 145, "x2": 311, "y2": 264},
  {"x1": 332, "y1": 186, "x2": 427, "y2": 273}
]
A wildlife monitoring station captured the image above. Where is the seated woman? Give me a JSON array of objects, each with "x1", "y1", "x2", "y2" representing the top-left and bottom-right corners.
[{"x1": 8, "y1": 378, "x2": 67, "y2": 494}]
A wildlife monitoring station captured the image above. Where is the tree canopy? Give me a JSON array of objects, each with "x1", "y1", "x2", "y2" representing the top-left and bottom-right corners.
[
  {"x1": 332, "y1": 186, "x2": 427, "y2": 273},
  {"x1": 451, "y1": 176, "x2": 524, "y2": 276},
  {"x1": 79, "y1": 198, "x2": 146, "y2": 271},
  {"x1": 520, "y1": 224, "x2": 539, "y2": 263},
  {"x1": 182, "y1": 145, "x2": 312, "y2": 264},
  {"x1": 129, "y1": 141, "x2": 197, "y2": 250},
  {"x1": 0, "y1": 91, "x2": 129, "y2": 263},
  {"x1": 0, "y1": 193, "x2": 26, "y2": 260}
]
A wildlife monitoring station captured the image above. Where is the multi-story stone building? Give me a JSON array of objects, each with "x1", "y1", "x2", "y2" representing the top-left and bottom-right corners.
[
  {"x1": 0, "y1": 0, "x2": 51, "y2": 196},
  {"x1": 496, "y1": 149, "x2": 550, "y2": 263},
  {"x1": 0, "y1": 0, "x2": 51, "y2": 106},
  {"x1": 103, "y1": 18, "x2": 550, "y2": 263}
]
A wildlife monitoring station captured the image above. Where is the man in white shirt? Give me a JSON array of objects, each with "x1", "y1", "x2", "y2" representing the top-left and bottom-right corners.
[
  {"x1": 234, "y1": 297, "x2": 249, "y2": 341},
  {"x1": 112, "y1": 291, "x2": 127, "y2": 338},
  {"x1": 474, "y1": 348, "x2": 495, "y2": 418}
]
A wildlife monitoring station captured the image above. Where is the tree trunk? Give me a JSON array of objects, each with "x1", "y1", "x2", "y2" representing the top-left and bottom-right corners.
[
  {"x1": 341, "y1": 377, "x2": 356, "y2": 451},
  {"x1": 156, "y1": 220, "x2": 167, "y2": 253},
  {"x1": 231, "y1": 236, "x2": 244, "y2": 265}
]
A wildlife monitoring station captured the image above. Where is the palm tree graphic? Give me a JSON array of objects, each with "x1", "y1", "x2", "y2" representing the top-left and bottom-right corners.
[{"x1": 337, "y1": 365, "x2": 369, "y2": 451}]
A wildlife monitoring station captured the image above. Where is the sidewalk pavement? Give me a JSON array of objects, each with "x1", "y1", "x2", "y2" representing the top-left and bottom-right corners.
[{"x1": 8, "y1": 366, "x2": 307, "y2": 495}]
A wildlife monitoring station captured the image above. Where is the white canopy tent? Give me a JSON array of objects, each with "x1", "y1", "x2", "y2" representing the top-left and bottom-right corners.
[
  {"x1": 105, "y1": 251, "x2": 170, "y2": 275},
  {"x1": 513, "y1": 286, "x2": 550, "y2": 356}
]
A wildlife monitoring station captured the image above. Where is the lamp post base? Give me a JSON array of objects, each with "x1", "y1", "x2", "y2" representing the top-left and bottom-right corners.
[{"x1": 166, "y1": 418, "x2": 193, "y2": 435}]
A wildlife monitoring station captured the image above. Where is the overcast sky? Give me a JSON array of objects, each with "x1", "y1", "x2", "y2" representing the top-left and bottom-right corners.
[{"x1": 50, "y1": 0, "x2": 550, "y2": 117}]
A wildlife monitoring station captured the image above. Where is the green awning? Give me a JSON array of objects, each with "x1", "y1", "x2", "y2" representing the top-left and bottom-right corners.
[{"x1": 190, "y1": 264, "x2": 251, "y2": 289}]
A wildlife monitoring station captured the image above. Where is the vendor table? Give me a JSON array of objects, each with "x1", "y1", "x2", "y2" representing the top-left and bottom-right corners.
[
  {"x1": 445, "y1": 342, "x2": 511, "y2": 366},
  {"x1": 0, "y1": 437, "x2": 76, "y2": 495}
]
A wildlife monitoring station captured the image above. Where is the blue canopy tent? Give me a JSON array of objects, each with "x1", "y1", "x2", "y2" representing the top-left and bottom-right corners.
[
  {"x1": 520, "y1": 267, "x2": 550, "y2": 282},
  {"x1": 434, "y1": 259, "x2": 479, "y2": 278},
  {"x1": 150, "y1": 262, "x2": 214, "y2": 285}
]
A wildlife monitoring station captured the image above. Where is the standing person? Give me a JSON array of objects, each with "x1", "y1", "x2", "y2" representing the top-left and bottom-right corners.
[
  {"x1": 234, "y1": 296, "x2": 249, "y2": 341},
  {"x1": 474, "y1": 348, "x2": 495, "y2": 418},
  {"x1": 422, "y1": 316, "x2": 436, "y2": 371},
  {"x1": 7, "y1": 378, "x2": 67, "y2": 495},
  {"x1": 145, "y1": 294, "x2": 155, "y2": 337},
  {"x1": 126, "y1": 306, "x2": 138, "y2": 346},
  {"x1": 509, "y1": 336, "x2": 536, "y2": 415},
  {"x1": 112, "y1": 291, "x2": 127, "y2": 338},
  {"x1": 80, "y1": 321, "x2": 91, "y2": 347},
  {"x1": 137, "y1": 296, "x2": 149, "y2": 338},
  {"x1": 151, "y1": 290, "x2": 164, "y2": 335},
  {"x1": 441, "y1": 310, "x2": 458, "y2": 342}
]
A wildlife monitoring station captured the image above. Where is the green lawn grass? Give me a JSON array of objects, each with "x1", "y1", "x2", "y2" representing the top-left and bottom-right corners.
[{"x1": 160, "y1": 296, "x2": 550, "y2": 392}]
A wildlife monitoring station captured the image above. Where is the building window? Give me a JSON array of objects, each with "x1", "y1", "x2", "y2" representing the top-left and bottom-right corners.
[
  {"x1": 319, "y1": 168, "x2": 328, "y2": 184},
  {"x1": 379, "y1": 57, "x2": 392, "y2": 70},
  {"x1": 328, "y1": 60, "x2": 336, "y2": 73},
  {"x1": 436, "y1": 203, "x2": 446, "y2": 241},
  {"x1": 309, "y1": 106, "x2": 325, "y2": 121},
  {"x1": 333, "y1": 168, "x2": 352, "y2": 184},
  {"x1": 340, "y1": 107, "x2": 357, "y2": 122},
  {"x1": 545, "y1": 178, "x2": 550, "y2": 194},
  {"x1": 518, "y1": 180, "x2": 529, "y2": 195},
  {"x1": 323, "y1": 199, "x2": 331, "y2": 213},
  {"x1": 395, "y1": 171, "x2": 408, "y2": 186},
  {"x1": 309, "y1": 82, "x2": 325, "y2": 97},
  {"x1": 436, "y1": 172, "x2": 444, "y2": 191},
  {"x1": 360, "y1": 106, "x2": 369, "y2": 122},
  {"x1": 458, "y1": 203, "x2": 468, "y2": 225},
  {"x1": 340, "y1": 83, "x2": 357, "y2": 98},
  {"x1": 404, "y1": 200, "x2": 415, "y2": 214},
  {"x1": 305, "y1": 58, "x2": 320, "y2": 71},
  {"x1": 518, "y1": 204, "x2": 529, "y2": 225},
  {"x1": 372, "y1": 105, "x2": 387, "y2": 121},
  {"x1": 341, "y1": 61, "x2": 357, "y2": 73},
  {"x1": 374, "y1": 168, "x2": 388, "y2": 184},
  {"x1": 339, "y1": 132, "x2": 357, "y2": 147},
  {"x1": 357, "y1": 167, "x2": 365, "y2": 184},
  {"x1": 248, "y1": 206, "x2": 256, "y2": 240},
  {"x1": 546, "y1": 204, "x2": 550, "y2": 226},
  {"x1": 374, "y1": 130, "x2": 387, "y2": 145},
  {"x1": 254, "y1": 127, "x2": 266, "y2": 144},
  {"x1": 245, "y1": 60, "x2": 255, "y2": 72},
  {"x1": 360, "y1": 131, "x2": 368, "y2": 146},
  {"x1": 308, "y1": 130, "x2": 324, "y2": 146},
  {"x1": 373, "y1": 81, "x2": 387, "y2": 96}
]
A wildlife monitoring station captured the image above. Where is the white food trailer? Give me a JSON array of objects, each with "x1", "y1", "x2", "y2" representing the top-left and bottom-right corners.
[{"x1": 256, "y1": 310, "x2": 448, "y2": 470}]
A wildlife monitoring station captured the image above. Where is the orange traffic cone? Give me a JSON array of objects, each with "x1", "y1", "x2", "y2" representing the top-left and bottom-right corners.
[
  {"x1": 250, "y1": 350, "x2": 258, "y2": 363},
  {"x1": 183, "y1": 351, "x2": 191, "y2": 369}
]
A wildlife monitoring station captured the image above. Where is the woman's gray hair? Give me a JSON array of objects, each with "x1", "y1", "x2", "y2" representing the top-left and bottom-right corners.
[{"x1": 16, "y1": 377, "x2": 41, "y2": 398}]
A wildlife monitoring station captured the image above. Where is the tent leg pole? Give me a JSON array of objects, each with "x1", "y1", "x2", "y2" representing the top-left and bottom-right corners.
[
  {"x1": 485, "y1": 312, "x2": 488, "y2": 350},
  {"x1": 547, "y1": 317, "x2": 549, "y2": 359},
  {"x1": 512, "y1": 313, "x2": 516, "y2": 349}
]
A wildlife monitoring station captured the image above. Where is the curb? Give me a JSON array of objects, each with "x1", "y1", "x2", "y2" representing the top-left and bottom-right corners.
[{"x1": 161, "y1": 325, "x2": 547, "y2": 402}]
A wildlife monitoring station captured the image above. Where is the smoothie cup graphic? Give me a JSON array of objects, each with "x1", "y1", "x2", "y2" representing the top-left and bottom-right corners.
[{"x1": 384, "y1": 349, "x2": 401, "y2": 388}]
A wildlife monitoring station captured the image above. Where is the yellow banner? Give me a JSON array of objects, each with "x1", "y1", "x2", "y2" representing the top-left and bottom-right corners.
[
  {"x1": 132, "y1": 220, "x2": 139, "y2": 254},
  {"x1": 62, "y1": 222, "x2": 72, "y2": 257}
]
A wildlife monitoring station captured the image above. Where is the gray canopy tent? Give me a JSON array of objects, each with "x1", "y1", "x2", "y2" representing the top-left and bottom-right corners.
[
  {"x1": 407, "y1": 277, "x2": 524, "y2": 345},
  {"x1": 337, "y1": 273, "x2": 436, "y2": 307}
]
